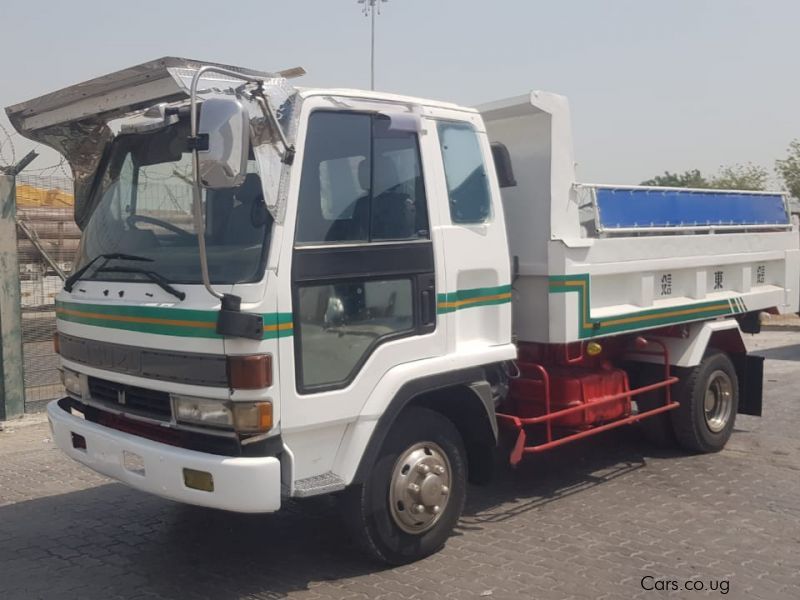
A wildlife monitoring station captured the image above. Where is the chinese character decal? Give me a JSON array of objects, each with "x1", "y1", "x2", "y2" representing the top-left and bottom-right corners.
[
  {"x1": 756, "y1": 265, "x2": 766, "y2": 284},
  {"x1": 660, "y1": 273, "x2": 672, "y2": 296},
  {"x1": 714, "y1": 271, "x2": 724, "y2": 290}
]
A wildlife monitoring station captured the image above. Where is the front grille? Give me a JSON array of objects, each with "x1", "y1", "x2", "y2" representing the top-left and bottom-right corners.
[{"x1": 87, "y1": 377, "x2": 172, "y2": 420}]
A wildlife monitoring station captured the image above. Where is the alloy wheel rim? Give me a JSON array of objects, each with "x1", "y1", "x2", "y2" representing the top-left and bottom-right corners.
[
  {"x1": 388, "y1": 441, "x2": 452, "y2": 534},
  {"x1": 703, "y1": 370, "x2": 733, "y2": 433}
]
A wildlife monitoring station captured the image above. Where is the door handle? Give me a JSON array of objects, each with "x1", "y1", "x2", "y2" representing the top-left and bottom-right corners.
[
  {"x1": 417, "y1": 273, "x2": 436, "y2": 331},
  {"x1": 421, "y1": 289, "x2": 432, "y2": 325}
]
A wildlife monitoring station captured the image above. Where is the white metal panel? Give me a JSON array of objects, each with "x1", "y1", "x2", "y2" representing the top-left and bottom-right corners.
[
  {"x1": 626, "y1": 319, "x2": 744, "y2": 367},
  {"x1": 479, "y1": 91, "x2": 800, "y2": 344},
  {"x1": 426, "y1": 107, "x2": 514, "y2": 352},
  {"x1": 333, "y1": 343, "x2": 517, "y2": 484}
]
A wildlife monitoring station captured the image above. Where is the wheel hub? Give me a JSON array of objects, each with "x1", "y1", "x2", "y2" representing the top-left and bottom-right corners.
[
  {"x1": 389, "y1": 442, "x2": 452, "y2": 534},
  {"x1": 703, "y1": 370, "x2": 733, "y2": 433}
]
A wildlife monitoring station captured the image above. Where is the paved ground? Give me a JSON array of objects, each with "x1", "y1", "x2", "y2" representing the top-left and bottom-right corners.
[{"x1": 1, "y1": 331, "x2": 799, "y2": 600}]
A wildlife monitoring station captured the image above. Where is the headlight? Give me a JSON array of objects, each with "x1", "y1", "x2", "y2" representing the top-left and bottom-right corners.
[
  {"x1": 61, "y1": 368, "x2": 82, "y2": 398},
  {"x1": 172, "y1": 395, "x2": 233, "y2": 428},
  {"x1": 172, "y1": 396, "x2": 274, "y2": 434}
]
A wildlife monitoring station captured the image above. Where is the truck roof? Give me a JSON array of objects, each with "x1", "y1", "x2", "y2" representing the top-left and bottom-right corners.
[
  {"x1": 296, "y1": 87, "x2": 476, "y2": 113},
  {"x1": 5, "y1": 56, "x2": 475, "y2": 135}
]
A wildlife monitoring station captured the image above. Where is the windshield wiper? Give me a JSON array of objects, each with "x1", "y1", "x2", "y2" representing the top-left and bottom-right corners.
[
  {"x1": 94, "y1": 266, "x2": 186, "y2": 301},
  {"x1": 64, "y1": 253, "x2": 153, "y2": 292}
]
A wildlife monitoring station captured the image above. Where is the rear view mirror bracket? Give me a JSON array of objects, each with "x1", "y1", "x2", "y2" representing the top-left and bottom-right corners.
[
  {"x1": 217, "y1": 294, "x2": 264, "y2": 340},
  {"x1": 186, "y1": 134, "x2": 209, "y2": 152}
]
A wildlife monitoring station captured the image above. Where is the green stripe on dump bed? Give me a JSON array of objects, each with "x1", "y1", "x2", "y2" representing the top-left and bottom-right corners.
[{"x1": 549, "y1": 274, "x2": 736, "y2": 338}]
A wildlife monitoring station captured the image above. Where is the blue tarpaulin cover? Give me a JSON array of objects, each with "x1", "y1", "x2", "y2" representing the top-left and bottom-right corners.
[{"x1": 595, "y1": 188, "x2": 789, "y2": 230}]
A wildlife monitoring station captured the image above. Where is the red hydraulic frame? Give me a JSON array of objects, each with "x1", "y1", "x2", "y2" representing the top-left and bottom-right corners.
[{"x1": 496, "y1": 337, "x2": 680, "y2": 465}]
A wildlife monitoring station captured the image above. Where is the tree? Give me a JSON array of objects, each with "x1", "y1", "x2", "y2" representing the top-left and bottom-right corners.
[
  {"x1": 640, "y1": 164, "x2": 768, "y2": 191},
  {"x1": 641, "y1": 169, "x2": 708, "y2": 188},
  {"x1": 776, "y1": 139, "x2": 800, "y2": 199},
  {"x1": 709, "y1": 163, "x2": 768, "y2": 191}
]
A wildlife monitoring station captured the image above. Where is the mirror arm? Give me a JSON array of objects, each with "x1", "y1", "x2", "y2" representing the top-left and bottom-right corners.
[
  {"x1": 188, "y1": 66, "x2": 263, "y2": 304},
  {"x1": 252, "y1": 91, "x2": 295, "y2": 165}
]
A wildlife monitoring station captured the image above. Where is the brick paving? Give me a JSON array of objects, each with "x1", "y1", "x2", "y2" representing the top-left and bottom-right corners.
[{"x1": 1, "y1": 331, "x2": 799, "y2": 600}]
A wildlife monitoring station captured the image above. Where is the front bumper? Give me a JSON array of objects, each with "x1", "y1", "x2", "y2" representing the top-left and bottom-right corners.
[{"x1": 47, "y1": 398, "x2": 282, "y2": 513}]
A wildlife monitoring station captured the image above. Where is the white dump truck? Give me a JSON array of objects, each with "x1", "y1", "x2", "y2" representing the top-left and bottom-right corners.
[{"x1": 7, "y1": 58, "x2": 798, "y2": 564}]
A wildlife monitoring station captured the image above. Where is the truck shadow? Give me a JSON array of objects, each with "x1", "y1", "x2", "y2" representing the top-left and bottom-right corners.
[
  {"x1": 0, "y1": 428, "x2": 681, "y2": 599},
  {"x1": 459, "y1": 427, "x2": 679, "y2": 528}
]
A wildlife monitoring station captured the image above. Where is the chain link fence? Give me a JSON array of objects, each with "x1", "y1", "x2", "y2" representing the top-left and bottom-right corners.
[
  {"x1": 11, "y1": 169, "x2": 198, "y2": 411},
  {"x1": 16, "y1": 174, "x2": 76, "y2": 410}
]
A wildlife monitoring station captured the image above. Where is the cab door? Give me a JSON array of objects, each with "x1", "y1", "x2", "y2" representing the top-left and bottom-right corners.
[
  {"x1": 427, "y1": 112, "x2": 513, "y2": 353},
  {"x1": 277, "y1": 101, "x2": 447, "y2": 483}
]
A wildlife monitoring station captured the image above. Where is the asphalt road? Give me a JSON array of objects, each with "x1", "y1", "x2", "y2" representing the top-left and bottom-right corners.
[{"x1": 1, "y1": 330, "x2": 798, "y2": 600}]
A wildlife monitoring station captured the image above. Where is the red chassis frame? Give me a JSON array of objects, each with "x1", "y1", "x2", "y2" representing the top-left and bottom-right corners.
[{"x1": 495, "y1": 336, "x2": 680, "y2": 465}]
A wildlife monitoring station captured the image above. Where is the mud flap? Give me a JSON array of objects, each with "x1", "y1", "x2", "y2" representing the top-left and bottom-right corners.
[{"x1": 733, "y1": 354, "x2": 764, "y2": 417}]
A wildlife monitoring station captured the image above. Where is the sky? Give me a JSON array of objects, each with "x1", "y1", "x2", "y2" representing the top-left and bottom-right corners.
[{"x1": 1, "y1": 0, "x2": 798, "y2": 185}]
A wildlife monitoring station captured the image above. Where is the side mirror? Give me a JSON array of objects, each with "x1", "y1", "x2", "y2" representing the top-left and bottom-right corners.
[
  {"x1": 324, "y1": 296, "x2": 346, "y2": 328},
  {"x1": 490, "y1": 142, "x2": 517, "y2": 188},
  {"x1": 197, "y1": 96, "x2": 250, "y2": 189}
]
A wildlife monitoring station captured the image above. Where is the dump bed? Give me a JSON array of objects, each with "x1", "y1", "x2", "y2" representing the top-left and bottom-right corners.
[{"x1": 478, "y1": 93, "x2": 800, "y2": 344}]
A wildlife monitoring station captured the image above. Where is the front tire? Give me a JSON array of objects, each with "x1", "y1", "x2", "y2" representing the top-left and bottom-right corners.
[
  {"x1": 670, "y1": 351, "x2": 739, "y2": 453},
  {"x1": 341, "y1": 407, "x2": 467, "y2": 565}
]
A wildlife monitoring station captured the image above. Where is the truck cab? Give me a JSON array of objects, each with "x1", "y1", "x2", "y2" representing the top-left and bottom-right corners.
[
  {"x1": 8, "y1": 58, "x2": 515, "y2": 562},
  {"x1": 7, "y1": 57, "x2": 797, "y2": 565}
]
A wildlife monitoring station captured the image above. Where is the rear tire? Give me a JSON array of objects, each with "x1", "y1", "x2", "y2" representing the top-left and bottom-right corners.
[
  {"x1": 340, "y1": 407, "x2": 467, "y2": 565},
  {"x1": 670, "y1": 351, "x2": 739, "y2": 453}
]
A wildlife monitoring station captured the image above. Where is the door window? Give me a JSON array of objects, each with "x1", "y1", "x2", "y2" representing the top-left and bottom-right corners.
[
  {"x1": 437, "y1": 121, "x2": 492, "y2": 224},
  {"x1": 296, "y1": 278, "x2": 414, "y2": 389},
  {"x1": 296, "y1": 111, "x2": 429, "y2": 244}
]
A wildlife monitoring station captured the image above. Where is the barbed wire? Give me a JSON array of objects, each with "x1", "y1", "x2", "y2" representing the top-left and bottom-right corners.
[
  {"x1": 22, "y1": 156, "x2": 72, "y2": 178},
  {"x1": 1, "y1": 122, "x2": 74, "y2": 179},
  {"x1": 0, "y1": 122, "x2": 17, "y2": 167}
]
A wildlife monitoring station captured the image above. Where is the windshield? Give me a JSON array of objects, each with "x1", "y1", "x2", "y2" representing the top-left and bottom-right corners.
[{"x1": 74, "y1": 119, "x2": 272, "y2": 285}]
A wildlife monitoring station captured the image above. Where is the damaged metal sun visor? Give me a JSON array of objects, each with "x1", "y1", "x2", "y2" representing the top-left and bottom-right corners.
[{"x1": 4, "y1": 56, "x2": 302, "y2": 228}]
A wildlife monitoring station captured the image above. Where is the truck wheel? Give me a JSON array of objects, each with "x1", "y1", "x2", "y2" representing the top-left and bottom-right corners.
[
  {"x1": 341, "y1": 407, "x2": 467, "y2": 565},
  {"x1": 670, "y1": 352, "x2": 739, "y2": 453}
]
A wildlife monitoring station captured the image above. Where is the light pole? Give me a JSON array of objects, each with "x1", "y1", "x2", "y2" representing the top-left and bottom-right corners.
[{"x1": 358, "y1": 0, "x2": 388, "y2": 91}]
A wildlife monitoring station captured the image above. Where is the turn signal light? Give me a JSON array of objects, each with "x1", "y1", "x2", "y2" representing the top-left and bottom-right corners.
[
  {"x1": 233, "y1": 401, "x2": 273, "y2": 433},
  {"x1": 227, "y1": 354, "x2": 272, "y2": 389}
]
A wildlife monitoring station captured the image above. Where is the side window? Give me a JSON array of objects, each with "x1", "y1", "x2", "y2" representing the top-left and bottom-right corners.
[
  {"x1": 296, "y1": 278, "x2": 414, "y2": 389},
  {"x1": 297, "y1": 112, "x2": 371, "y2": 243},
  {"x1": 371, "y1": 116, "x2": 429, "y2": 241},
  {"x1": 296, "y1": 111, "x2": 429, "y2": 244},
  {"x1": 437, "y1": 121, "x2": 491, "y2": 224}
]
